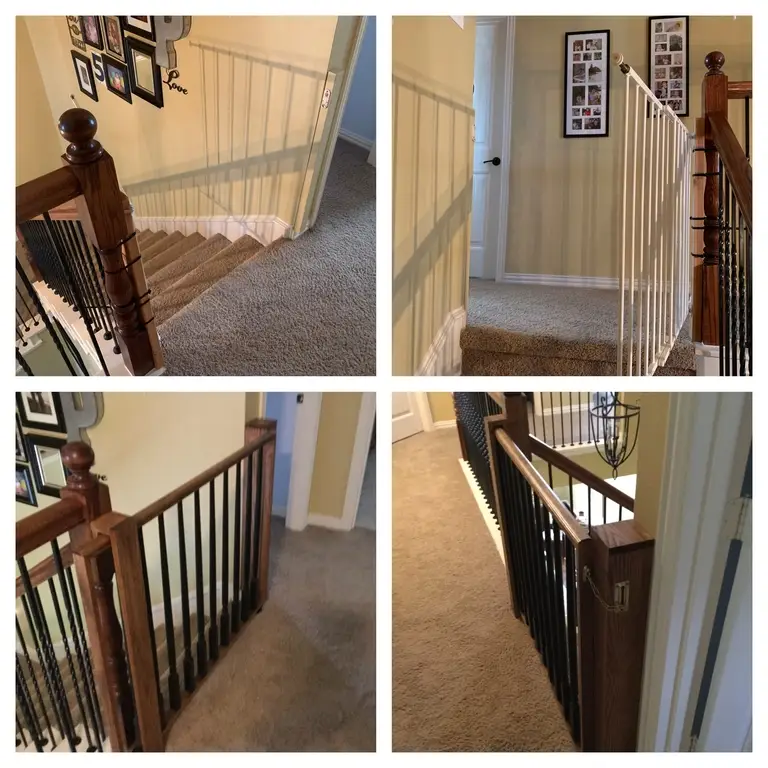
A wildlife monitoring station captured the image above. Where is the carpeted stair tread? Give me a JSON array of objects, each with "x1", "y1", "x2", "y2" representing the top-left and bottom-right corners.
[
  {"x1": 137, "y1": 229, "x2": 155, "y2": 246},
  {"x1": 149, "y1": 233, "x2": 231, "y2": 297},
  {"x1": 154, "y1": 235, "x2": 263, "y2": 327},
  {"x1": 144, "y1": 233, "x2": 206, "y2": 279},
  {"x1": 655, "y1": 365, "x2": 696, "y2": 376},
  {"x1": 141, "y1": 231, "x2": 185, "y2": 263},
  {"x1": 139, "y1": 230, "x2": 168, "y2": 251},
  {"x1": 462, "y1": 346, "x2": 618, "y2": 376}
]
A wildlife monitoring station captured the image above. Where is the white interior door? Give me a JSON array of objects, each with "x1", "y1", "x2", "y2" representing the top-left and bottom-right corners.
[
  {"x1": 392, "y1": 393, "x2": 423, "y2": 443},
  {"x1": 469, "y1": 18, "x2": 508, "y2": 280},
  {"x1": 265, "y1": 392, "x2": 299, "y2": 517}
]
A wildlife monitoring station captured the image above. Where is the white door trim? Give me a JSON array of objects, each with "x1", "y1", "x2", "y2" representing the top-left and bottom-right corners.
[
  {"x1": 414, "y1": 393, "x2": 435, "y2": 431},
  {"x1": 339, "y1": 393, "x2": 376, "y2": 529},
  {"x1": 284, "y1": 392, "x2": 323, "y2": 532},
  {"x1": 495, "y1": 16, "x2": 515, "y2": 282},
  {"x1": 637, "y1": 392, "x2": 751, "y2": 752}
]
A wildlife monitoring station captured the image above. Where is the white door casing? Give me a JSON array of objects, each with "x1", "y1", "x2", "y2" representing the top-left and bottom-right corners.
[
  {"x1": 469, "y1": 17, "x2": 509, "y2": 280},
  {"x1": 392, "y1": 392, "x2": 423, "y2": 443}
]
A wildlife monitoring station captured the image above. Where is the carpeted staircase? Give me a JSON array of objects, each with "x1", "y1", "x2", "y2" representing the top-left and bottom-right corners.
[
  {"x1": 461, "y1": 280, "x2": 696, "y2": 376},
  {"x1": 137, "y1": 228, "x2": 272, "y2": 329}
]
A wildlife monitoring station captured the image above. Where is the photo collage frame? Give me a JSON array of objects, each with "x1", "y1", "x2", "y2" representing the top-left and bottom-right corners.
[
  {"x1": 564, "y1": 30, "x2": 610, "y2": 138},
  {"x1": 648, "y1": 16, "x2": 689, "y2": 116}
]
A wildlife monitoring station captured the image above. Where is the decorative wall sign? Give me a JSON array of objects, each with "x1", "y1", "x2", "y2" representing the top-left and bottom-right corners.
[
  {"x1": 80, "y1": 15, "x2": 104, "y2": 51},
  {"x1": 123, "y1": 15, "x2": 156, "y2": 41},
  {"x1": 163, "y1": 69, "x2": 189, "y2": 95},
  {"x1": 66, "y1": 16, "x2": 86, "y2": 51},
  {"x1": 16, "y1": 392, "x2": 66, "y2": 433},
  {"x1": 70, "y1": 51, "x2": 99, "y2": 102},
  {"x1": 564, "y1": 30, "x2": 610, "y2": 138},
  {"x1": 16, "y1": 463, "x2": 37, "y2": 507},
  {"x1": 125, "y1": 36, "x2": 165, "y2": 108},
  {"x1": 92, "y1": 53, "x2": 105, "y2": 83},
  {"x1": 102, "y1": 54, "x2": 133, "y2": 104},
  {"x1": 103, "y1": 15, "x2": 126, "y2": 60},
  {"x1": 155, "y1": 16, "x2": 192, "y2": 70},
  {"x1": 26, "y1": 434, "x2": 68, "y2": 499},
  {"x1": 648, "y1": 16, "x2": 689, "y2": 116},
  {"x1": 16, "y1": 415, "x2": 27, "y2": 462}
]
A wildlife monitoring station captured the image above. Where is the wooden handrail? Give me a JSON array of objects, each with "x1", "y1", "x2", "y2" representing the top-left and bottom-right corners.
[
  {"x1": 529, "y1": 435, "x2": 636, "y2": 513},
  {"x1": 16, "y1": 167, "x2": 81, "y2": 225},
  {"x1": 134, "y1": 428, "x2": 278, "y2": 527},
  {"x1": 728, "y1": 80, "x2": 752, "y2": 99},
  {"x1": 16, "y1": 496, "x2": 86, "y2": 559},
  {"x1": 496, "y1": 429, "x2": 590, "y2": 545},
  {"x1": 15, "y1": 544, "x2": 73, "y2": 598},
  {"x1": 709, "y1": 111, "x2": 752, "y2": 234}
]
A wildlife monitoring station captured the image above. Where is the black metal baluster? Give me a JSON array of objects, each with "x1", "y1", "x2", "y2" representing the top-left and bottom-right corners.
[
  {"x1": 16, "y1": 309, "x2": 30, "y2": 334},
  {"x1": 16, "y1": 665, "x2": 44, "y2": 752},
  {"x1": 549, "y1": 393, "x2": 556, "y2": 447},
  {"x1": 603, "y1": 493, "x2": 607, "y2": 525},
  {"x1": 193, "y1": 490, "x2": 208, "y2": 677},
  {"x1": 220, "y1": 468, "x2": 231, "y2": 646},
  {"x1": 16, "y1": 349, "x2": 35, "y2": 377},
  {"x1": 176, "y1": 501, "x2": 195, "y2": 692},
  {"x1": 57, "y1": 220, "x2": 93, "y2": 325},
  {"x1": 16, "y1": 713, "x2": 28, "y2": 748},
  {"x1": 209, "y1": 478, "x2": 219, "y2": 660},
  {"x1": 47, "y1": 577, "x2": 96, "y2": 750},
  {"x1": 551, "y1": 521, "x2": 570, "y2": 717},
  {"x1": 619, "y1": 504, "x2": 623, "y2": 522},
  {"x1": 564, "y1": 541, "x2": 581, "y2": 744},
  {"x1": 744, "y1": 97, "x2": 750, "y2": 162},
  {"x1": 62, "y1": 220, "x2": 103, "y2": 335},
  {"x1": 718, "y1": 158, "x2": 725, "y2": 376},
  {"x1": 137, "y1": 528, "x2": 165, "y2": 723},
  {"x1": 568, "y1": 475, "x2": 575, "y2": 521},
  {"x1": 506, "y1": 458, "x2": 534, "y2": 629},
  {"x1": 232, "y1": 461, "x2": 242, "y2": 635},
  {"x1": 64, "y1": 567, "x2": 104, "y2": 740},
  {"x1": 534, "y1": 496, "x2": 556, "y2": 685},
  {"x1": 746, "y1": 227, "x2": 752, "y2": 376},
  {"x1": 16, "y1": 286, "x2": 39, "y2": 327},
  {"x1": 541, "y1": 399, "x2": 548, "y2": 446},
  {"x1": 241, "y1": 454, "x2": 254, "y2": 622},
  {"x1": 75, "y1": 221, "x2": 116, "y2": 342},
  {"x1": 250, "y1": 450, "x2": 263, "y2": 610},
  {"x1": 558, "y1": 394, "x2": 565, "y2": 450},
  {"x1": 568, "y1": 393, "x2": 574, "y2": 446},
  {"x1": 158, "y1": 514, "x2": 181, "y2": 710},
  {"x1": 578, "y1": 394, "x2": 583, "y2": 444},
  {"x1": 41, "y1": 216, "x2": 76, "y2": 308},
  {"x1": 738, "y1": 210, "x2": 746, "y2": 377},
  {"x1": 730, "y1": 187, "x2": 738, "y2": 375},
  {"x1": 587, "y1": 484, "x2": 592, "y2": 529}
]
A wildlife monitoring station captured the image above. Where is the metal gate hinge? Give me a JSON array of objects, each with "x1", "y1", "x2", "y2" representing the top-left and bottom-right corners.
[{"x1": 321, "y1": 88, "x2": 332, "y2": 109}]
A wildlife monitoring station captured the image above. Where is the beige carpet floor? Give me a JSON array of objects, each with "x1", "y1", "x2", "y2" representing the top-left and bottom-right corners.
[
  {"x1": 393, "y1": 429, "x2": 576, "y2": 752},
  {"x1": 165, "y1": 518, "x2": 375, "y2": 752},
  {"x1": 462, "y1": 279, "x2": 694, "y2": 376}
]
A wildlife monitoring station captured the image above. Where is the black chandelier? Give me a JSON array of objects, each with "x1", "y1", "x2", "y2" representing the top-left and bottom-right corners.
[{"x1": 589, "y1": 392, "x2": 641, "y2": 478}]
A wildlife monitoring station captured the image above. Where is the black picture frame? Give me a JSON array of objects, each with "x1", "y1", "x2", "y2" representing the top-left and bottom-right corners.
[
  {"x1": 79, "y1": 15, "x2": 104, "y2": 51},
  {"x1": 71, "y1": 50, "x2": 99, "y2": 103},
  {"x1": 102, "y1": 54, "x2": 133, "y2": 104},
  {"x1": 16, "y1": 392, "x2": 66, "y2": 433},
  {"x1": 124, "y1": 36, "x2": 165, "y2": 109},
  {"x1": 122, "y1": 15, "x2": 156, "y2": 42},
  {"x1": 16, "y1": 414, "x2": 27, "y2": 462},
  {"x1": 16, "y1": 463, "x2": 37, "y2": 507},
  {"x1": 648, "y1": 16, "x2": 690, "y2": 117},
  {"x1": 26, "y1": 433, "x2": 69, "y2": 499},
  {"x1": 66, "y1": 16, "x2": 86, "y2": 52},
  {"x1": 102, "y1": 15, "x2": 126, "y2": 61},
  {"x1": 563, "y1": 29, "x2": 610, "y2": 138}
]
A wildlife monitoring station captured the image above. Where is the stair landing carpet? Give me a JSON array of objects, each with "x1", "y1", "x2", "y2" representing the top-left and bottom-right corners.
[
  {"x1": 158, "y1": 139, "x2": 376, "y2": 376},
  {"x1": 462, "y1": 279, "x2": 695, "y2": 376}
]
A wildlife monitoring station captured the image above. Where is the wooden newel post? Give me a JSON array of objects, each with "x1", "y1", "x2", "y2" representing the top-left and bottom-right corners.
[
  {"x1": 62, "y1": 442, "x2": 136, "y2": 751},
  {"x1": 58, "y1": 108, "x2": 155, "y2": 376},
  {"x1": 699, "y1": 51, "x2": 729, "y2": 345},
  {"x1": 502, "y1": 393, "x2": 532, "y2": 458}
]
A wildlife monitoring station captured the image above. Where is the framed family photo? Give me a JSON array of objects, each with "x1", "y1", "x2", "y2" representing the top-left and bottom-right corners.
[
  {"x1": 564, "y1": 30, "x2": 610, "y2": 138},
  {"x1": 80, "y1": 15, "x2": 104, "y2": 51},
  {"x1": 71, "y1": 50, "x2": 99, "y2": 102},
  {"x1": 103, "y1": 54, "x2": 133, "y2": 104},
  {"x1": 122, "y1": 15, "x2": 156, "y2": 41},
  {"x1": 16, "y1": 463, "x2": 37, "y2": 507},
  {"x1": 16, "y1": 414, "x2": 27, "y2": 462},
  {"x1": 103, "y1": 15, "x2": 126, "y2": 60},
  {"x1": 16, "y1": 392, "x2": 66, "y2": 433},
  {"x1": 648, "y1": 16, "x2": 689, "y2": 116}
]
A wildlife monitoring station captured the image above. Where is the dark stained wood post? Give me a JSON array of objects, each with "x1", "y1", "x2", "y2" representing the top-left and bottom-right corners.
[
  {"x1": 586, "y1": 520, "x2": 655, "y2": 751},
  {"x1": 58, "y1": 108, "x2": 156, "y2": 376},
  {"x1": 62, "y1": 442, "x2": 136, "y2": 751},
  {"x1": 244, "y1": 418, "x2": 277, "y2": 611},
  {"x1": 502, "y1": 392, "x2": 532, "y2": 458},
  {"x1": 699, "y1": 51, "x2": 729, "y2": 346}
]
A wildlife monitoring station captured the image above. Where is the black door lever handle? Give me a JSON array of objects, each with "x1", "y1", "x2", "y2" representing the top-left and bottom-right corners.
[{"x1": 483, "y1": 157, "x2": 501, "y2": 166}]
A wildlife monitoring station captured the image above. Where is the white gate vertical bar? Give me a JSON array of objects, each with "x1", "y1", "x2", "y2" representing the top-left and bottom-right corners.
[
  {"x1": 628, "y1": 83, "x2": 640, "y2": 375},
  {"x1": 653, "y1": 102, "x2": 661, "y2": 364},
  {"x1": 645, "y1": 99, "x2": 656, "y2": 374},
  {"x1": 618, "y1": 73, "x2": 630, "y2": 375},
  {"x1": 636, "y1": 88, "x2": 647, "y2": 375}
]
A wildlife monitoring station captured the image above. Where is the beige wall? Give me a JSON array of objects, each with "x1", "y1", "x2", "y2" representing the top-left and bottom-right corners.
[
  {"x1": 245, "y1": 392, "x2": 264, "y2": 422},
  {"x1": 506, "y1": 16, "x2": 752, "y2": 278},
  {"x1": 427, "y1": 392, "x2": 455, "y2": 423},
  {"x1": 15, "y1": 17, "x2": 62, "y2": 184},
  {"x1": 308, "y1": 393, "x2": 362, "y2": 519},
  {"x1": 393, "y1": 16, "x2": 476, "y2": 373},
  {"x1": 19, "y1": 16, "x2": 339, "y2": 227}
]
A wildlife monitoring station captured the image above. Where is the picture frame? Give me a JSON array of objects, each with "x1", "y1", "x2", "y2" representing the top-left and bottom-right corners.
[
  {"x1": 79, "y1": 15, "x2": 104, "y2": 51},
  {"x1": 102, "y1": 15, "x2": 126, "y2": 61},
  {"x1": 648, "y1": 16, "x2": 690, "y2": 117},
  {"x1": 564, "y1": 30, "x2": 610, "y2": 138},
  {"x1": 71, "y1": 50, "x2": 99, "y2": 103},
  {"x1": 66, "y1": 16, "x2": 87, "y2": 52},
  {"x1": 124, "y1": 36, "x2": 165, "y2": 109},
  {"x1": 102, "y1": 54, "x2": 133, "y2": 104},
  {"x1": 16, "y1": 414, "x2": 27, "y2": 462},
  {"x1": 26, "y1": 433, "x2": 69, "y2": 499},
  {"x1": 16, "y1": 392, "x2": 66, "y2": 433},
  {"x1": 16, "y1": 463, "x2": 37, "y2": 507},
  {"x1": 122, "y1": 15, "x2": 156, "y2": 41}
]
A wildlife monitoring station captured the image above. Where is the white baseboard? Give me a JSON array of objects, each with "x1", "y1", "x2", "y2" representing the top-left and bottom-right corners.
[
  {"x1": 134, "y1": 214, "x2": 291, "y2": 246},
  {"x1": 433, "y1": 419, "x2": 456, "y2": 430},
  {"x1": 417, "y1": 306, "x2": 466, "y2": 376},
  {"x1": 307, "y1": 513, "x2": 354, "y2": 531},
  {"x1": 501, "y1": 272, "x2": 674, "y2": 291},
  {"x1": 338, "y1": 128, "x2": 374, "y2": 151}
]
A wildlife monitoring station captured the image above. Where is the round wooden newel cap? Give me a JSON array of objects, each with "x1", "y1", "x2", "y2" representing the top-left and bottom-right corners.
[
  {"x1": 704, "y1": 51, "x2": 725, "y2": 74},
  {"x1": 59, "y1": 108, "x2": 103, "y2": 164}
]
